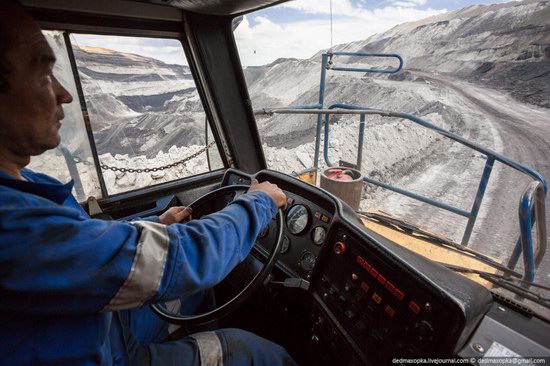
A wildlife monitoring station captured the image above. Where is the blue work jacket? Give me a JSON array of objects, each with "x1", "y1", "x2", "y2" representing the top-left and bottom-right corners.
[{"x1": 0, "y1": 169, "x2": 276, "y2": 365}]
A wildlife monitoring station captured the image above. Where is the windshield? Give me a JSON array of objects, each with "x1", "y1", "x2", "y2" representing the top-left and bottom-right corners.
[{"x1": 234, "y1": 0, "x2": 550, "y2": 317}]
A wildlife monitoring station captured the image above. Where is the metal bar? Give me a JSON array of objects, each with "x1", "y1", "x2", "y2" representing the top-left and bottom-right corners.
[
  {"x1": 57, "y1": 144, "x2": 85, "y2": 199},
  {"x1": 518, "y1": 181, "x2": 548, "y2": 282},
  {"x1": 357, "y1": 114, "x2": 366, "y2": 171},
  {"x1": 506, "y1": 239, "x2": 523, "y2": 272},
  {"x1": 322, "y1": 104, "x2": 370, "y2": 167},
  {"x1": 313, "y1": 54, "x2": 329, "y2": 169},
  {"x1": 287, "y1": 103, "x2": 322, "y2": 109},
  {"x1": 532, "y1": 183, "x2": 547, "y2": 267},
  {"x1": 328, "y1": 52, "x2": 404, "y2": 74},
  {"x1": 323, "y1": 112, "x2": 333, "y2": 167},
  {"x1": 461, "y1": 157, "x2": 495, "y2": 246},
  {"x1": 363, "y1": 175, "x2": 471, "y2": 217},
  {"x1": 254, "y1": 107, "x2": 548, "y2": 193},
  {"x1": 331, "y1": 66, "x2": 401, "y2": 74},
  {"x1": 63, "y1": 32, "x2": 109, "y2": 198},
  {"x1": 519, "y1": 194, "x2": 536, "y2": 283},
  {"x1": 318, "y1": 103, "x2": 499, "y2": 219}
]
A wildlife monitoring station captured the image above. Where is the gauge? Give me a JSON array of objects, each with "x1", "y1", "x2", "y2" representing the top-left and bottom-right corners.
[
  {"x1": 280, "y1": 236, "x2": 290, "y2": 254},
  {"x1": 312, "y1": 226, "x2": 327, "y2": 246},
  {"x1": 300, "y1": 251, "x2": 316, "y2": 271},
  {"x1": 286, "y1": 205, "x2": 309, "y2": 235}
]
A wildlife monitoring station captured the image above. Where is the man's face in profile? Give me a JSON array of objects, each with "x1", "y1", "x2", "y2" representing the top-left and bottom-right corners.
[{"x1": 0, "y1": 3, "x2": 73, "y2": 159}]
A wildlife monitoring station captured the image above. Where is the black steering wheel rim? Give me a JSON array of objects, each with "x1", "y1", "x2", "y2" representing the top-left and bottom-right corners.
[{"x1": 151, "y1": 184, "x2": 283, "y2": 326}]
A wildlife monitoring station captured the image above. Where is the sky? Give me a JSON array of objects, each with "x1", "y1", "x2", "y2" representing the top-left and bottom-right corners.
[{"x1": 72, "y1": 0, "x2": 511, "y2": 67}]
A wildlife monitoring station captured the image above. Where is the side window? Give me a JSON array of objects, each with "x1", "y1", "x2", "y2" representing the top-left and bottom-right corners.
[{"x1": 31, "y1": 32, "x2": 224, "y2": 198}]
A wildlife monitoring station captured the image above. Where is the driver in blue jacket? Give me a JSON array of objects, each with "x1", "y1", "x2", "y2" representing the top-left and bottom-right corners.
[{"x1": 0, "y1": 1, "x2": 296, "y2": 365}]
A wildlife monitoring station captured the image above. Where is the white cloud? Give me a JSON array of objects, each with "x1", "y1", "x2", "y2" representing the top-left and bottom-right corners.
[
  {"x1": 66, "y1": 1, "x2": 447, "y2": 68},
  {"x1": 388, "y1": 0, "x2": 428, "y2": 7},
  {"x1": 278, "y1": 0, "x2": 357, "y2": 15},
  {"x1": 234, "y1": 3, "x2": 446, "y2": 66}
]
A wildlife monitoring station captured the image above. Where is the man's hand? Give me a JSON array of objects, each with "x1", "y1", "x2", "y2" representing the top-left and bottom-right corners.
[
  {"x1": 247, "y1": 179, "x2": 287, "y2": 209},
  {"x1": 159, "y1": 206, "x2": 193, "y2": 225}
]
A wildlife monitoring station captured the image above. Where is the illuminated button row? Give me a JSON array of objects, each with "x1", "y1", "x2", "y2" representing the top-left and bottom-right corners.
[{"x1": 356, "y1": 255, "x2": 420, "y2": 315}]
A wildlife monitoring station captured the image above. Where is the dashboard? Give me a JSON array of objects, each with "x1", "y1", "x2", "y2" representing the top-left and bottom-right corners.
[{"x1": 221, "y1": 169, "x2": 497, "y2": 364}]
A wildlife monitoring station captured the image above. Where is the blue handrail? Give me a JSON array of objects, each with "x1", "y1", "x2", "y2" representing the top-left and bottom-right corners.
[
  {"x1": 507, "y1": 181, "x2": 547, "y2": 283},
  {"x1": 318, "y1": 104, "x2": 548, "y2": 248},
  {"x1": 255, "y1": 50, "x2": 548, "y2": 282},
  {"x1": 328, "y1": 51, "x2": 404, "y2": 74}
]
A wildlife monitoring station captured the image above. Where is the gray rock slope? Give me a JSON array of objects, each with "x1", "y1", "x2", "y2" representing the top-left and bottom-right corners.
[
  {"x1": 350, "y1": 0, "x2": 550, "y2": 108},
  {"x1": 74, "y1": 46, "x2": 205, "y2": 158}
]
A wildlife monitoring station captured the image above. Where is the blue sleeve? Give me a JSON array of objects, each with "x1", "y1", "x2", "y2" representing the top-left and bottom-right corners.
[
  {"x1": 0, "y1": 188, "x2": 277, "y2": 315},
  {"x1": 155, "y1": 191, "x2": 277, "y2": 302}
]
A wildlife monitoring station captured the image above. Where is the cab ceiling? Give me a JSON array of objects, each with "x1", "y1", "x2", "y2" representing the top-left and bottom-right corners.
[
  {"x1": 159, "y1": 0, "x2": 291, "y2": 16},
  {"x1": 21, "y1": 0, "x2": 292, "y2": 18}
]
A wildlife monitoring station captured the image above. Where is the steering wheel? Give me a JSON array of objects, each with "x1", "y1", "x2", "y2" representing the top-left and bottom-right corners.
[{"x1": 151, "y1": 184, "x2": 284, "y2": 326}]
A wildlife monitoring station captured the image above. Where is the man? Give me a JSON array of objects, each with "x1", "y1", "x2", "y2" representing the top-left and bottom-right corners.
[{"x1": 0, "y1": 1, "x2": 295, "y2": 365}]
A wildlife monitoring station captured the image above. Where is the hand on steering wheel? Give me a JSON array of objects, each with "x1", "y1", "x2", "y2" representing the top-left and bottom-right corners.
[{"x1": 151, "y1": 184, "x2": 284, "y2": 326}]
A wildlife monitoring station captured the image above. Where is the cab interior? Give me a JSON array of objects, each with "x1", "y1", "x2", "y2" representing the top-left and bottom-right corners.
[{"x1": 20, "y1": 0, "x2": 550, "y2": 365}]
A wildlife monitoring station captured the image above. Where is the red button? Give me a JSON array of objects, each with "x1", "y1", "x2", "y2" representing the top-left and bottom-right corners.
[
  {"x1": 361, "y1": 282, "x2": 370, "y2": 293},
  {"x1": 409, "y1": 301, "x2": 421, "y2": 314},
  {"x1": 377, "y1": 274, "x2": 386, "y2": 285},
  {"x1": 369, "y1": 267, "x2": 378, "y2": 278},
  {"x1": 356, "y1": 256, "x2": 364, "y2": 266},
  {"x1": 394, "y1": 289, "x2": 404, "y2": 301},
  {"x1": 385, "y1": 305, "x2": 395, "y2": 318},
  {"x1": 363, "y1": 261, "x2": 371, "y2": 272},
  {"x1": 385, "y1": 281, "x2": 395, "y2": 293},
  {"x1": 334, "y1": 242, "x2": 346, "y2": 255}
]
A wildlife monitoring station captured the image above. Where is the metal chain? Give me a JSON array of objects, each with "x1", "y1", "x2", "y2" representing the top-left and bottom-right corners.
[{"x1": 99, "y1": 141, "x2": 215, "y2": 173}]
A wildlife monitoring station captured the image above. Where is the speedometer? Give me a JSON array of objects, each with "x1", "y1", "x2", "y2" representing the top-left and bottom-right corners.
[{"x1": 286, "y1": 205, "x2": 309, "y2": 235}]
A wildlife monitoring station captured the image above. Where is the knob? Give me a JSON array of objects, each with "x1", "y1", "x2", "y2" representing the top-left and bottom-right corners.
[{"x1": 333, "y1": 242, "x2": 346, "y2": 255}]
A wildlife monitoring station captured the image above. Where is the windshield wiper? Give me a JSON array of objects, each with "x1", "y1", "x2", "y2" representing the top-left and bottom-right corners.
[
  {"x1": 357, "y1": 211, "x2": 522, "y2": 278},
  {"x1": 442, "y1": 263, "x2": 550, "y2": 310}
]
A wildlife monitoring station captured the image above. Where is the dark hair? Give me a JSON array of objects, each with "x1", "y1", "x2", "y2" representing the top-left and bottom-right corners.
[{"x1": 0, "y1": 0, "x2": 24, "y2": 93}]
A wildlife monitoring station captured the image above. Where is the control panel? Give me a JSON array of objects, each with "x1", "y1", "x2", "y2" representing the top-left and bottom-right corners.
[{"x1": 312, "y1": 229, "x2": 479, "y2": 364}]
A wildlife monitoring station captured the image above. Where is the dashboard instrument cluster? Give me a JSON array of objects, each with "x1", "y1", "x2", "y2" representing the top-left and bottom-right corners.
[{"x1": 258, "y1": 191, "x2": 333, "y2": 279}]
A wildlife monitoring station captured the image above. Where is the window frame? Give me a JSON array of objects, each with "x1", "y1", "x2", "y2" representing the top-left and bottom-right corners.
[{"x1": 31, "y1": 7, "x2": 235, "y2": 203}]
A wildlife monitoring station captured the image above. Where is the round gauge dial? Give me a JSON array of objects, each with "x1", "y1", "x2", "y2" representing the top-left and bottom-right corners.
[
  {"x1": 280, "y1": 236, "x2": 290, "y2": 254},
  {"x1": 286, "y1": 205, "x2": 309, "y2": 235},
  {"x1": 312, "y1": 226, "x2": 327, "y2": 246},
  {"x1": 300, "y1": 251, "x2": 316, "y2": 271}
]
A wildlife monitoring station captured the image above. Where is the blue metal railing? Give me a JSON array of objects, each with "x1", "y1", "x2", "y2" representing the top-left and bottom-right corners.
[
  {"x1": 310, "y1": 52, "x2": 404, "y2": 173},
  {"x1": 256, "y1": 105, "x2": 548, "y2": 281},
  {"x1": 254, "y1": 51, "x2": 548, "y2": 282},
  {"x1": 327, "y1": 51, "x2": 404, "y2": 74},
  {"x1": 317, "y1": 105, "x2": 547, "y2": 247},
  {"x1": 507, "y1": 181, "x2": 547, "y2": 283}
]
